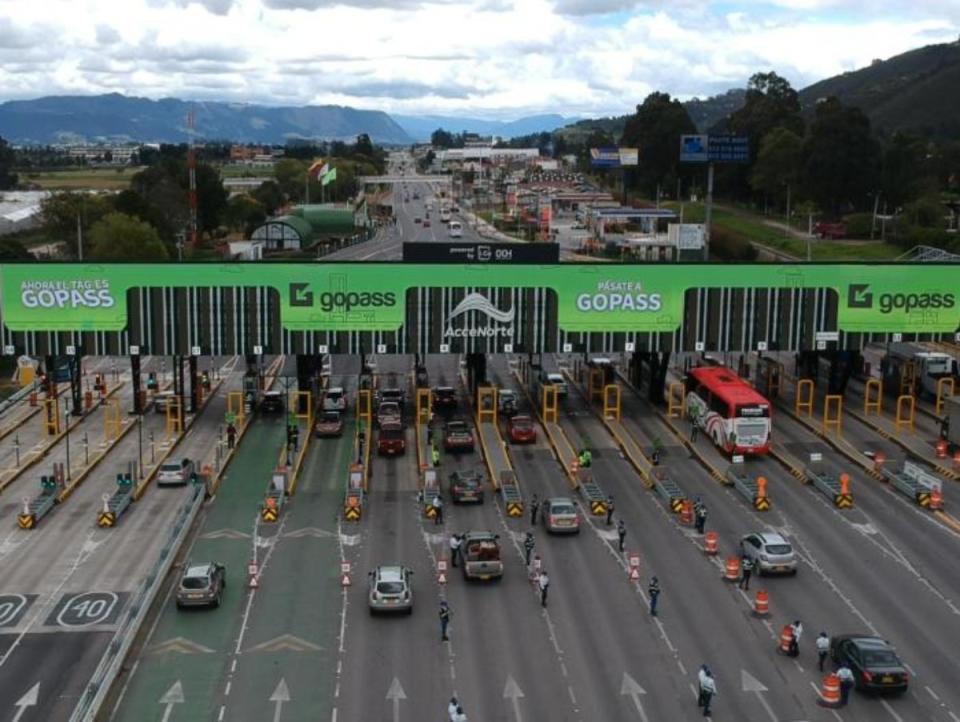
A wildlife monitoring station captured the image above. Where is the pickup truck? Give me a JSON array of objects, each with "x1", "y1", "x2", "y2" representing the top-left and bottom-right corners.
[
  {"x1": 376, "y1": 401, "x2": 402, "y2": 429},
  {"x1": 461, "y1": 531, "x2": 503, "y2": 580}
]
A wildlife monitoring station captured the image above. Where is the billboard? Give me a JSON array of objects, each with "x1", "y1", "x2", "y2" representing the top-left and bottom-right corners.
[
  {"x1": 680, "y1": 134, "x2": 749, "y2": 163},
  {"x1": 590, "y1": 147, "x2": 639, "y2": 168},
  {"x1": 1, "y1": 264, "x2": 958, "y2": 335}
]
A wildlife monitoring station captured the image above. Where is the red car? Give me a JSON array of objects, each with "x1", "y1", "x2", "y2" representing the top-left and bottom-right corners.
[
  {"x1": 378, "y1": 423, "x2": 406, "y2": 456},
  {"x1": 507, "y1": 415, "x2": 536, "y2": 444}
]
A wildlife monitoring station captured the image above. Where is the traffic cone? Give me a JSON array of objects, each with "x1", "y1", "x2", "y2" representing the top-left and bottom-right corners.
[
  {"x1": 753, "y1": 589, "x2": 769, "y2": 617},
  {"x1": 703, "y1": 531, "x2": 718, "y2": 555},
  {"x1": 817, "y1": 674, "x2": 842, "y2": 708},
  {"x1": 778, "y1": 624, "x2": 794, "y2": 654},
  {"x1": 723, "y1": 556, "x2": 740, "y2": 582}
]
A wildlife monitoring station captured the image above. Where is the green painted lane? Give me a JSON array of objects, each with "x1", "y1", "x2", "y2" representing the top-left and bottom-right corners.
[
  {"x1": 222, "y1": 424, "x2": 353, "y2": 721},
  {"x1": 111, "y1": 418, "x2": 286, "y2": 722}
]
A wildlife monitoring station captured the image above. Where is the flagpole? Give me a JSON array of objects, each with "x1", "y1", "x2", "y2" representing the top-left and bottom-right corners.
[{"x1": 305, "y1": 171, "x2": 309, "y2": 204}]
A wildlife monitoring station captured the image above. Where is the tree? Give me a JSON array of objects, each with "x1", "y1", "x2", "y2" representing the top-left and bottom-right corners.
[
  {"x1": 801, "y1": 97, "x2": 880, "y2": 216},
  {"x1": 89, "y1": 213, "x2": 169, "y2": 260},
  {"x1": 225, "y1": 195, "x2": 266, "y2": 236},
  {"x1": 620, "y1": 92, "x2": 697, "y2": 198},
  {"x1": 251, "y1": 180, "x2": 284, "y2": 216},
  {"x1": 0, "y1": 136, "x2": 18, "y2": 190},
  {"x1": 128, "y1": 158, "x2": 227, "y2": 241},
  {"x1": 274, "y1": 158, "x2": 309, "y2": 203},
  {"x1": 40, "y1": 191, "x2": 114, "y2": 247},
  {"x1": 729, "y1": 72, "x2": 804, "y2": 144},
  {"x1": 879, "y1": 133, "x2": 926, "y2": 209},
  {"x1": 0, "y1": 238, "x2": 31, "y2": 260},
  {"x1": 355, "y1": 133, "x2": 374, "y2": 158},
  {"x1": 750, "y1": 127, "x2": 803, "y2": 209},
  {"x1": 431, "y1": 128, "x2": 455, "y2": 148}
]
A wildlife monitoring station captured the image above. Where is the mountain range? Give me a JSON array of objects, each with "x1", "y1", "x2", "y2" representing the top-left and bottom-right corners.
[{"x1": 1, "y1": 40, "x2": 957, "y2": 146}]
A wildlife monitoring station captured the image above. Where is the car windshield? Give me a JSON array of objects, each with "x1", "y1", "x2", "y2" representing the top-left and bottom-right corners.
[
  {"x1": 862, "y1": 650, "x2": 900, "y2": 666},
  {"x1": 381, "y1": 428, "x2": 404, "y2": 440},
  {"x1": 551, "y1": 504, "x2": 577, "y2": 515},
  {"x1": 764, "y1": 544, "x2": 792, "y2": 555},
  {"x1": 321, "y1": 412, "x2": 340, "y2": 423},
  {"x1": 466, "y1": 541, "x2": 499, "y2": 560},
  {"x1": 182, "y1": 576, "x2": 209, "y2": 590},
  {"x1": 512, "y1": 417, "x2": 532, "y2": 428},
  {"x1": 376, "y1": 581, "x2": 405, "y2": 594},
  {"x1": 447, "y1": 422, "x2": 468, "y2": 433},
  {"x1": 160, "y1": 463, "x2": 180, "y2": 473},
  {"x1": 327, "y1": 391, "x2": 343, "y2": 401},
  {"x1": 455, "y1": 475, "x2": 480, "y2": 487}
]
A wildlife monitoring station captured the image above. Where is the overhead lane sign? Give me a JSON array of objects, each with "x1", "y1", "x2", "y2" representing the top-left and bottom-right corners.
[{"x1": 0, "y1": 263, "x2": 958, "y2": 335}]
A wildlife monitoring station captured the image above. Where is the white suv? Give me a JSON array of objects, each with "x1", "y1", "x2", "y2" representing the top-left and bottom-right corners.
[{"x1": 740, "y1": 532, "x2": 797, "y2": 575}]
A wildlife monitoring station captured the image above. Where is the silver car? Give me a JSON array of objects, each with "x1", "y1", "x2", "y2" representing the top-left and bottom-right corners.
[
  {"x1": 740, "y1": 532, "x2": 798, "y2": 575},
  {"x1": 157, "y1": 457, "x2": 195, "y2": 486},
  {"x1": 542, "y1": 497, "x2": 581, "y2": 534},
  {"x1": 176, "y1": 562, "x2": 226, "y2": 609},
  {"x1": 368, "y1": 565, "x2": 413, "y2": 614}
]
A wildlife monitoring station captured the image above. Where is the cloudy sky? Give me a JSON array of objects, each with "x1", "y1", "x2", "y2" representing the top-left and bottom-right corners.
[{"x1": 0, "y1": 0, "x2": 957, "y2": 119}]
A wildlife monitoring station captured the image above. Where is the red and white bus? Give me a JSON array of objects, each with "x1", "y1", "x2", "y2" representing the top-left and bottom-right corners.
[{"x1": 685, "y1": 366, "x2": 771, "y2": 456}]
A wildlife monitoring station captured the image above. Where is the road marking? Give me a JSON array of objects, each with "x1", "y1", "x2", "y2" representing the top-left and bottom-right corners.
[
  {"x1": 926, "y1": 685, "x2": 939, "y2": 701},
  {"x1": 742, "y1": 670, "x2": 778, "y2": 722},
  {"x1": 158, "y1": 680, "x2": 184, "y2": 722},
  {"x1": 11, "y1": 682, "x2": 39, "y2": 722},
  {"x1": 270, "y1": 678, "x2": 291, "y2": 722},
  {"x1": 148, "y1": 637, "x2": 215, "y2": 655},
  {"x1": 503, "y1": 676, "x2": 524, "y2": 722},
  {"x1": 200, "y1": 528, "x2": 250, "y2": 539},
  {"x1": 386, "y1": 677, "x2": 406, "y2": 722},
  {"x1": 245, "y1": 634, "x2": 323, "y2": 653},
  {"x1": 620, "y1": 673, "x2": 649, "y2": 722},
  {"x1": 881, "y1": 699, "x2": 905, "y2": 722}
]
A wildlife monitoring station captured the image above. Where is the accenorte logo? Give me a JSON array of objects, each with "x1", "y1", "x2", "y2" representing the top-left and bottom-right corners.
[
  {"x1": 576, "y1": 280, "x2": 662, "y2": 312},
  {"x1": 20, "y1": 279, "x2": 115, "y2": 309},
  {"x1": 444, "y1": 292, "x2": 515, "y2": 338}
]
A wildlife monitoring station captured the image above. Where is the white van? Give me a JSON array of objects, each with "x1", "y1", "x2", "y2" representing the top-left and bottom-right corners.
[{"x1": 448, "y1": 220, "x2": 463, "y2": 238}]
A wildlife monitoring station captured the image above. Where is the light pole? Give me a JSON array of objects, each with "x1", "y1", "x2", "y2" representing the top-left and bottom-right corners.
[
  {"x1": 137, "y1": 412, "x2": 144, "y2": 480},
  {"x1": 64, "y1": 407, "x2": 72, "y2": 481}
]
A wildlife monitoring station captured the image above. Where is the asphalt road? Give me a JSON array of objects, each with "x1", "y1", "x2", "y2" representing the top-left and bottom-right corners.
[{"x1": 0, "y1": 357, "x2": 241, "y2": 721}]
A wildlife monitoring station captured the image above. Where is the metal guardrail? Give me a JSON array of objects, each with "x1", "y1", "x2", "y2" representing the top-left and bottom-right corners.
[
  {"x1": 804, "y1": 465, "x2": 854, "y2": 508},
  {"x1": 725, "y1": 464, "x2": 771, "y2": 511},
  {"x1": 70, "y1": 481, "x2": 205, "y2": 722},
  {"x1": 881, "y1": 460, "x2": 944, "y2": 510},
  {"x1": 650, "y1": 467, "x2": 686, "y2": 512},
  {"x1": 0, "y1": 380, "x2": 38, "y2": 416},
  {"x1": 575, "y1": 468, "x2": 609, "y2": 516}
]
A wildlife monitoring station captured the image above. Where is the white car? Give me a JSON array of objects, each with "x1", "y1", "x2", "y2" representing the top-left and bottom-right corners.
[
  {"x1": 323, "y1": 387, "x2": 347, "y2": 412},
  {"x1": 545, "y1": 373, "x2": 568, "y2": 397}
]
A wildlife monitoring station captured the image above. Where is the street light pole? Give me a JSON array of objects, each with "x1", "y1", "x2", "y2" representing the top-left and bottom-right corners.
[{"x1": 138, "y1": 412, "x2": 144, "y2": 480}]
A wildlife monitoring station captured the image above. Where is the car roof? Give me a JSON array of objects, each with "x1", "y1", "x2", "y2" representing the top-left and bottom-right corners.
[
  {"x1": 547, "y1": 372, "x2": 564, "y2": 378},
  {"x1": 547, "y1": 497, "x2": 575, "y2": 506},
  {"x1": 435, "y1": 386, "x2": 455, "y2": 393},
  {"x1": 463, "y1": 531, "x2": 497, "y2": 540},
  {"x1": 835, "y1": 634, "x2": 891, "y2": 648},
  {"x1": 375, "y1": 565, "x2": 406, "y2": 581},
  {"x1": 184, "y1": 564, "x2": 214, "y2": 577},
  {"x1": 327, "y1": 386, "x2": 344, "y2": 394},
  {"x1": 264, "y1": 390, "x2": 281, "y2": 396},
  {"x1": 754, "y1": 532, "x2": 788, "y2": 544}
]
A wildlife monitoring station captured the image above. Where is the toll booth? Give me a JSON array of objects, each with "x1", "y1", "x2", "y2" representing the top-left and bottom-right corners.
[
  {"x1": 755, "y1": 357, "x2": 783, "y2": 400},
  {"x1": 422, "y1": 467, "x2": 440, "y2": 518}
]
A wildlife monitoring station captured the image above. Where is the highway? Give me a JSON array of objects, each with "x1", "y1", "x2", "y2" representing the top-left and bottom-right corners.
[{"x1": 0, "y1": 356, "x2": 243, "y2": 720}]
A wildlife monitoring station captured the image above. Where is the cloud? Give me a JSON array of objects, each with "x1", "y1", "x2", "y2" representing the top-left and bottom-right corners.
[
  {"x1": 147, "y1": 0, "x2": 236, "y2": 15},
  {"x1": 551, "y1": 0, "x2": 640, "y2": 15},
  {"x1": 95, "y1": 25, "x2": 122, "y2": 45},
  {"x1": 263, "y1": 0, "x2": 459, "y2": 8},
  {"x1": 339, "y1": 80, "x2": 477, "y2": 99}
]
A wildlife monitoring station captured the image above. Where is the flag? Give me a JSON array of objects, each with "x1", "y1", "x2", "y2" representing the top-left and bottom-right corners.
[
  {"x1": 316, "y1": 162, "x2": 329, "y2": 180},
  {"x1": 321, "y1": 167, "x2": 337, "y2": 186},
  {"x1": 307, "y1": 159, "x2": 325, "y2": 178}
]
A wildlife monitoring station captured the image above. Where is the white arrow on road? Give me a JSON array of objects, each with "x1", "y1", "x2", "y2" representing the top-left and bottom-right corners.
[
  {"x1": 12, "y1": 682, "x2": 39, "y2": 722},
  {"x1": 620, "y1": 672, "x2": 649, "y2": 722},
  {"x1": 159, "y1": 680, "x2": 184, "y2": 722},
  {"x1": 270, "y1": 677, "x2": 290, "y2": 722},
  {"x1": 386, "y1": 677, "x2": 406, "y2": 722},
  {"x1": 741, "y1": 669, "x2": 779, "y2": 722},
  {"x1": 503, "y1": 675, "x2": 525, "y2": 722}
]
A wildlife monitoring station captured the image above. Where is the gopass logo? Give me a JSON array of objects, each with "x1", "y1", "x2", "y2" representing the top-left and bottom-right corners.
[
  {"x1": 21, "y1": 279, "x2": 115, "y2": 310},
  {"x1": 576, "y1": 280, "x2": 662, "y2": 312},
  {"x1": 444, "y1": 292, "x2": 515, "y2": 338}
]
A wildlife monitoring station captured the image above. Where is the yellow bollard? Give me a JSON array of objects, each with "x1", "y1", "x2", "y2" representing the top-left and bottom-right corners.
[
  {"x1": 795, "y1": 379, "x2": 815, "y2": 417},
  {"x1": 602, "y1": 384, "x2": 621, "y2": 421},
  {"x1": 863, "y1": 378, "x2": 882, "y2": 416},
  {"x1": 935, "y1": 377, "x2": 955, "y2": 418},
  {"x1": 822, "y1": 394, "x2": 843, "y2": 435},
  {"x1": 894, "y1": 395, "x2": 915, "y2": 434}
]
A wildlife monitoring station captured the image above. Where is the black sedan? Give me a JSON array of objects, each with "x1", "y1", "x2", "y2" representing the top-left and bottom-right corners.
[
  {"x1": 449, "y1": 470, "x2": 485, "y2": 504},
  {"x1": 830, "y1": 634, "x2": 908, "y2": 694}
]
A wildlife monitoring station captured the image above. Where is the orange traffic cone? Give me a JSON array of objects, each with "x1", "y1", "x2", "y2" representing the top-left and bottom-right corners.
[
  {"x1": 778, "y1": 624, "x2": 794, "y2": 654},
  {"x1": 753, "y1": 590, "x2": 769, "y2": 616},
  {"x1": 723, "y1": 556, "x2": 740, "y2": 582},
  {"x1": 680, "y1": 499, "x2": 693, "y2": 525},
  {"x1": 703, "y1": 531, "x2": 719, "y2": 555},
  {"x1": 818, "y1": 674, "x2": 842, "y2": 708}
]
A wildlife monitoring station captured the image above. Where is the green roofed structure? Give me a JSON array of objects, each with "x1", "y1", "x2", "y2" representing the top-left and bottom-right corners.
[
  {"x1": 250, "y1": 214, "x2": 316, "y2": 251},
  {"x1": 250, "y1": 202, "x2": 367, "y2": 252}
]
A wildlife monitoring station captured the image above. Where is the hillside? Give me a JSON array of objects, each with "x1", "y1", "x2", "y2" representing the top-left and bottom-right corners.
[
  {"x1": 392, "y1": 113, "x2": 572, "y2": 141},
  {"x1": 799, "y1": 41, "x2": 960, "y2": 137},
  {"x1": 0, "y1": 93, "x2": 413, "y2": 145}
]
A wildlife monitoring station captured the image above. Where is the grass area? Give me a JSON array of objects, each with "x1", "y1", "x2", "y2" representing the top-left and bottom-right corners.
[
  {"x1": 660, "y1": 201, "x2": 902, "y2": 261},
  {"x1": 219, "y1": 165, "x2": 274, "y2": 179},
  {"x1": 20, "y1": 166, "x2": 145, "y2": 191}
]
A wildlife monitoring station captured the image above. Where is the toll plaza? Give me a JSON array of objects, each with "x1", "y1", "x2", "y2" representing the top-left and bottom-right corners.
[{"x1": 1, "y1": 259, "x2": 960, "y2": 722}]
